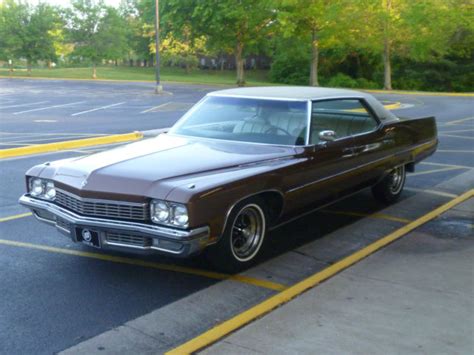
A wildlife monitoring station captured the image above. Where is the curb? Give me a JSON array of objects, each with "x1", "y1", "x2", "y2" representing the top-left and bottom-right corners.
[
  {"x1": 0, "y1": 131, "x2": 144, "y2": 159},
  {"x1": 2, "y1": 76, "x2": 472, "y2": 96},
  {"x1": 166, "y1": 189, "x2": 474, "y2": 354}
]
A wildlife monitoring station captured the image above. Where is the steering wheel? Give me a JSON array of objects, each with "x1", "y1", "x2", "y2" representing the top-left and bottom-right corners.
[{"x1": 264, "y1": 126, "x2": 292, "y2": 136}]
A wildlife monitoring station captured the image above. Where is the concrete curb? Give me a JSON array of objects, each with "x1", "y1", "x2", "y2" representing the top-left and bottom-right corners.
[{"x1": 0, "y1": 131, "x2": 144, "y2": 159}]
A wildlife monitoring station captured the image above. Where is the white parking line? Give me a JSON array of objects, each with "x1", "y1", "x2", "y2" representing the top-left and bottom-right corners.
[
  {"x1": 71, "y1": 102, "x2": 126, "y2": 116},
  {"x1": 0, "y1": 101, "x2": 49, "y2": 109},
  {"x1": 13, "y1": 101, "x2": 85, "y2": 115},
  {"x1": 140, "y1": 102, "x2": 172, "y2": 113}
]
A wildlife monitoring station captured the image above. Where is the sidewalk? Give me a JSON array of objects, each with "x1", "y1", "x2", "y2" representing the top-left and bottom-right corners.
[{"x1": 202, "y1": 198, "x2": 474, "y2": 354}]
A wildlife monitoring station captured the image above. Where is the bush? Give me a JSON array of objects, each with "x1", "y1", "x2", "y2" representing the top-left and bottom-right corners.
[
  {"x1": 270, "y1": 51, "x2": 309, "y2": 85},
  {"x1": 326, "y1": 73, "x2": 358, "y2": 88}
]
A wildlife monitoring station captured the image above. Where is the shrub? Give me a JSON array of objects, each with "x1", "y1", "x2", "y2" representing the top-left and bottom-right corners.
[{"x1": 270, "y1": 50, "x2": 310, "y2": 85}]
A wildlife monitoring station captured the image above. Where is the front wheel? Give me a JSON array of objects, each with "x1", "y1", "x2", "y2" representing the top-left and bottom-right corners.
[
  {"x1": 372, "y1": 165, "x2": 406, "y2": 204},
  {"x1": 207, "y1": 198, "x2": 267, "y2": 273}
]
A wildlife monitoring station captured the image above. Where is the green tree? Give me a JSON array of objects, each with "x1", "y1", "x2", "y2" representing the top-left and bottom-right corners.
[
  {"x1": 67, "y1": 0, "x2": 130, "y2": 78},
  {"x1": 0, "y1": 1, "x2": 62, "y2": 74},
  {"x1": 353, "y1": 0, "x2": 462, "y2": 90},
  {"x1": 276, "y1": 0, "x2": 348, "y2": 86},
  {"x1": 164, "y1": 0, "x2": 275, "y2": 85}
]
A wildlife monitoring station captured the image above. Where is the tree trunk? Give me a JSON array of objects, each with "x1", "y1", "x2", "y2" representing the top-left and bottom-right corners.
[
  {"x1": 235, "y1": 40, "x2": 245, "y2": 86},
  {"x1": 383, "y1": 38, "x2": 392, "y2": 90},
  {"x1": 92, "y1": 63, "x2": 97, "y2": 79},
  {"x1": 310, "y1": 30, "x2": 319, "y2": 86},
  {"x1": 27, "y1": 60, "x2": 32, "y2": 76},
  {"x1": 48, "y1": 60, "x2": 52, "y2": 69},
  {"x1": 383, "y1": 0, "x2": 392, "y2": 90}
]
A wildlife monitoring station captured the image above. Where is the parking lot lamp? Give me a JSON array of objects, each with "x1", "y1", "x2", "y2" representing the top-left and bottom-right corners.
[{"x1": 154, "y1": 0, "x2": 163, "y2": 94}]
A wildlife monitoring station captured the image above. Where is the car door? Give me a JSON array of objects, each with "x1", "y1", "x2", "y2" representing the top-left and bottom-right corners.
[{"x1": 283, "y1": 99, "x2": 363, "y2": 212}]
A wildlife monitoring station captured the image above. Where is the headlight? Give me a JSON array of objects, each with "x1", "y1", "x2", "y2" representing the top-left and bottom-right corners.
[
  {"x1": 30, "y1": 179, "x2": 44, "y2": 197},
  {"x1": 150, "y1": 200, "x2": 189, "y2": 228},
  {"x1": 29, "y1": 178, "x2": 56, "y2": 201},
  {"x1": 151, "y1": 201, "x2": 170, "y2": 223}
]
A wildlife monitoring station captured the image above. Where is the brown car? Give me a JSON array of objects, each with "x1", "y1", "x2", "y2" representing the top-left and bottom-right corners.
[{"x1": 19, "y1": 87, "x2": 437, "y2": 272}]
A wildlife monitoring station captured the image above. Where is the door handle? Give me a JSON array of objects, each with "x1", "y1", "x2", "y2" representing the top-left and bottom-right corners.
[{"x1": 342, "y1": 148, "x2": 356, "y2": 158}]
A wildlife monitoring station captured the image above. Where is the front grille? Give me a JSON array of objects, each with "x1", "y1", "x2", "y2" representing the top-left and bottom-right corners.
[
  {"x1": 55, "y1": 190, "x2": 149, "y2": 221},
  {"x1": 106, "y1": 232, "x2": 153, "y2": 247}
]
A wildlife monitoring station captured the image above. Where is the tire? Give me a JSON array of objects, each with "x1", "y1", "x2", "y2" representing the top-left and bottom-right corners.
[
  {"x1": 372, "y1": 165, "x2": 406, "y2": 204},
  {"x1": 206, "y1": 197, "x2": 267, "y2": 273}
]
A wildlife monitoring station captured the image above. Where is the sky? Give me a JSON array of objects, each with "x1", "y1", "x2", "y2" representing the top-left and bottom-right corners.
[{"x1": 25, "y1": 0, "x2": 122, "y2": 7}]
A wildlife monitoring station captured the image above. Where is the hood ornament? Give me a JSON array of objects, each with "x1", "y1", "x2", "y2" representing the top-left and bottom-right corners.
[{"x1": 81, "y1": 179, "x2": 88, "y2": 188}]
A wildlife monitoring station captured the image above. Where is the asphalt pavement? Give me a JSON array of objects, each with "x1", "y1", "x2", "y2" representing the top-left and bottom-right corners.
[{"x1": 0, "y1": 78, "x2": 472, "y2": 354}]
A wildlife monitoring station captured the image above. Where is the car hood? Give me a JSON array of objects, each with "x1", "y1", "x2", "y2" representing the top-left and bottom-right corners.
[{"x1": 45, "y1": 134, "x2": 295, "y2": 199}]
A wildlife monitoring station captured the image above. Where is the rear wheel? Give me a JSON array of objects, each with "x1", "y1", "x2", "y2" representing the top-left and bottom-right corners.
[
  {"x1": 207, "y1": 198, "x2": 267, "y2": 273},
  {"x1": 372, "y1": 165, "x2": 406, "y2": 204}
]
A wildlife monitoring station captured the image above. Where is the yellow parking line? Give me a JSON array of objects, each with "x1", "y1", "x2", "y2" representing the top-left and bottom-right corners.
[
  {"x1": 445, "y1": 116, "x2": 474, "y2": 126},
  {"x1": 436, "y1": 150, "x2": 474, "y2": 154},
  {"x1": 364, "y1": 89, "x2": 474, "y2": 97},
  {"x1": 166, "y1": 189, "x2": 474, "y2": 355},
  {"x1": 0, "y1": 238, "x2": 286, "y2": 291},
  {"x1": 322, "y1": 210, "x2": 411, "y2": 224},
  {"x1": 410, "y1": 166, "x2": 466, "y2": 176},
  {"x1": 0, "y1": 212, "x2": 32, "y2": 222},
  {"x1": 0, "y1": 131, "x2": 143, "y2": 159},
  {"x1": 438, "y1": 133, "x2": 474, "y2": 140},
  {"x1": 420, "y1": 161, "x2": 474, "y2": 169},
  {"x1": 404, "y1": 187, "x2": 458, "y2": 199}
]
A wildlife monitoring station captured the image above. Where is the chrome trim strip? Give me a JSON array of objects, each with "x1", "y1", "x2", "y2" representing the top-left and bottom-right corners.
[
  {"x1": 55, "y1": 188, "x2": 147, "y2": 207},
  {"x1": 305, "y1": 100, "x2": 311, "y2": 145},
  {"x1": 286, "y1": 155, "x2": 394, "y2": 194},
  {"x1": 20, "y1": 194, "x2": 209, "y2": 242},
  {"x1": 287, "y1": 140, "x2": 436, "y2": 194},
  {"x1": 103, "y1": 240, "x2": 184, "y2": 255}
]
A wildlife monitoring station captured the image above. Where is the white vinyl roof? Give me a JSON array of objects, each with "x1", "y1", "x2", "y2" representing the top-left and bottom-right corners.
[
  {"x1": 208, "y1": 86, "x2": 399, "y2": 122},
  {"x1": 209, "y1": 86, "x2": 371, "y2": 100}
]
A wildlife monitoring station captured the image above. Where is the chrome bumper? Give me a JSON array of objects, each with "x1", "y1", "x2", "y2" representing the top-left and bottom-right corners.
[{"x1": 19, "y1": 194, "x2": 211, "y2": 257}]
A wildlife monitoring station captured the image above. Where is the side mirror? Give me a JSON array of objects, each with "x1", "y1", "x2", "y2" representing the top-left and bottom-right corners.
[{"x1": 319, "y1": 130, "x2": 336, "y2": 142}]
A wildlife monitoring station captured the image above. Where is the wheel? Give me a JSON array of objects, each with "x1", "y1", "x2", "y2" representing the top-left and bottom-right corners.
[
  {"x1": 372, "y1": 165, "x2": 406, "y2": 204},
  {"x1": 207, "y1": 198, "x2": 267, "y2": 273}
]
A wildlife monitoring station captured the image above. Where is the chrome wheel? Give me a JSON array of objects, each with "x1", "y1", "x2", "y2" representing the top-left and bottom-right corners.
[
  {"x1": 230, "y1": 204, "x2": 266, "y2": 262},
  {"x1": 389, "y1": 165, "x2": 405, "y2": 194}
]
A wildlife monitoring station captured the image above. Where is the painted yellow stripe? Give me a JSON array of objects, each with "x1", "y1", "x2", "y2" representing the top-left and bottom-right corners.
[
  {"x1": 364, "y1": 89, "x2": 474, "y2": 97},
  {"x1": 420, "y1": 161, "x2": 474, "y2": 170},
  {"x1": 436, "y1": 150, "x2": 474, "y2": 154},
  {"x1": 0, "y1": 132, "x2": 143, "y2": 159},
  {"x1": 410, "y1": 166, "x2": 466, "y2": 176},
  {"x1": 445, "y1": 116, "x2": 474, "y2": 126},
  {"x1": 323, "y1": 210, "x2": 411, "y2": 224},
  {"x1": 0, "y1": 212, "x2": 32, "y2": 222},
  {"x1": 166, "y1": 189, "x2": 474, "y2": 355},
  {"x1": 0, "y1": 238, "x2": 286, "y2": 291}
]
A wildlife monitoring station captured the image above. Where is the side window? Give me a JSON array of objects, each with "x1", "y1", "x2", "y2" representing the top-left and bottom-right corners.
[{"x1": 310, "y1": 99, "x2": 379, "y2": 144}]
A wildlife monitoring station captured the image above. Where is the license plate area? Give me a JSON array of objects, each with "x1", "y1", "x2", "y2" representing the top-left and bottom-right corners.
[{"x1": 76, "y1": 228, "x2": 101, "y2": 248}]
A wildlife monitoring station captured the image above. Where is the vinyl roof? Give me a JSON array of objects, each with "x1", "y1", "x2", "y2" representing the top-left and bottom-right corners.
[{"x1": 209, "y1": 86, "x2": 372, "y2": 100}]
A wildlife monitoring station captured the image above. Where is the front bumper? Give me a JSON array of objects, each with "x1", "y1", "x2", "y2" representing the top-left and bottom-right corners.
[{"x1": 19, "y1": 194, "x2": 211, "y2": 257}]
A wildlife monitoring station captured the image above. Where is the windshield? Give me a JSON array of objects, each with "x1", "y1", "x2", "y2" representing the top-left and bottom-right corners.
[{"x1": 169, "y1": 96, "x2": 308, "y2": 146}]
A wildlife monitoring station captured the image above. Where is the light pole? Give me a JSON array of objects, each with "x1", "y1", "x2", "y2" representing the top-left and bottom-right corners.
[{"x1": 154, "y1": 0, "x2": 163, "y2": 94}]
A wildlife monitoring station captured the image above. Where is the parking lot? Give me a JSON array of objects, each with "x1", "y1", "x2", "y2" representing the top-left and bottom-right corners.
[{"x1": 0, "y1": 78, "x2": 473, "y2": 354}]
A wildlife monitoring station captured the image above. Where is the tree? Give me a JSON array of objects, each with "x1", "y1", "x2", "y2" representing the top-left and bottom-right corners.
[
  {"x1": 352, "y1": 0, "x2": 461, "y2": 90},
  {"x1": 163, "y1": 0, "x2": 275, "y2": 86},
  {"x1": 276, "y1": 0, "x2": 349, "y2": 86},
  {"x1": 67, "y1": 0, "x2": 130, "y2": 78},
  {"x1": 0, "y1": 1, "x2": 62, "y2": 74}
]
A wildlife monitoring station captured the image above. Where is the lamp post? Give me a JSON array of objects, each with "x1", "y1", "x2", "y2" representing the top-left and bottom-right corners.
[{"x1": 154, "y1": 0, "x2": 163, "y2": 94}]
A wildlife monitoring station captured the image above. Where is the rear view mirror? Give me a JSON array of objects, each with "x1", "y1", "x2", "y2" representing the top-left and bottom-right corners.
[{"x1": 319, "y1": 130, "x2": 336, "y2": 142}]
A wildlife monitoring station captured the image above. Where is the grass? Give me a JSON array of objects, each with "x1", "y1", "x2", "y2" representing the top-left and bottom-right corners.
[{"x1": 0, "y1": 66, "x2": 274, "y2": 86}]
